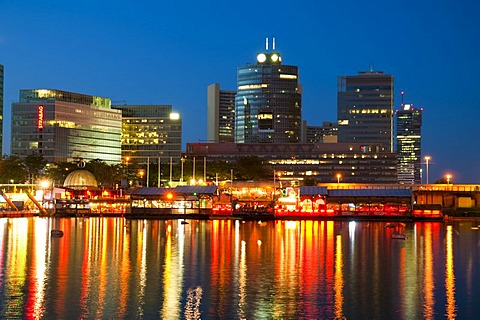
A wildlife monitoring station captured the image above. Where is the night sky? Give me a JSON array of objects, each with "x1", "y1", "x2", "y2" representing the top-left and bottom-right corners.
[{"x1": 1, "y1": 0, "x2": 479, "y2": 182}]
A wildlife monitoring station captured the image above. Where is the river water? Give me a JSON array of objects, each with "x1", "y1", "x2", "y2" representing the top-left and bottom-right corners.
[{"x1": 0, "y1": 217, "x2": 479, "y2": 319}]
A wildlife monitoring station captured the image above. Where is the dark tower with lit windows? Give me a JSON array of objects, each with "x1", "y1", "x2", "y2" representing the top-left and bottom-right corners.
[
  {"x1": 337, "y1": 71, "x2": 394, "y2": 152},
  {"x1": 396, "y1": 96, "x2": 423, "y2": 184},
  {"x1": 235, "y1": 38, "x2": 302, "y2": 143}
]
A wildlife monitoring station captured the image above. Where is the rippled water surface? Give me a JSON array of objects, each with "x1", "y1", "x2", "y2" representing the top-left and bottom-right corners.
[{"x1": 0, "y1": 217, "x2": 479, "y2": 319}]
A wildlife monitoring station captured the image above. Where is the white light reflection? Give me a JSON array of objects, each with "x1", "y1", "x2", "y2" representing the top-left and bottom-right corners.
[
  {"x1": 184, "y1": 286, "x2": 203, "y2": 319},
  {"x1": 348, "y1": 221, "x2": 356, "y2": 242},
  {"x1": 238, "y1": 240, "x2": 247, "y2": 319},
  {"x1": 137, "y1": 222, "x2": 147, "y2": 318},
  {"x1": 33, "y1": 218, "x2": 48, "y2": 318},
  {"x1": 161, "y1": 222, "x2": 184, "y2": 319}
]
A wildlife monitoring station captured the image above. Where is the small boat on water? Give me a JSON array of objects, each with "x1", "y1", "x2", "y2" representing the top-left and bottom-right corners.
[
  {"x1": 181, "y1": 220, "x2": 189, "y2": 225},
  {"x1": 51, "y1": 230, "x2": 64, "y2": 237},
  {"x1": 391, "y1": 233, "x2": 407, "y2": 240}
]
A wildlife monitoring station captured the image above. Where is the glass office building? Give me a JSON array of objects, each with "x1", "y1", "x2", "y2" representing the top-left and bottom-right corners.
[
  {"x1": 11, "y1": 89, "x2": 122, "y2": 164},
  {"x1": 235, "y1": 45, "x2": 301, "y2": 143},
  {"x1": 112, "y1": 104, "x2": 182, "y2": 164},
  {"x1": 396, "y1": 103, "x2": 423, "y2": 184},
  {"x1": 337, "y1": 71, "x2": 394, "y2": 152}
]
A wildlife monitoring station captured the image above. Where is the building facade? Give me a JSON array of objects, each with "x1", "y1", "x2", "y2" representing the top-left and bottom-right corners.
[
  {"x1": 396, "y1": 103, "x2": 423, "y2": 184},
  {"x1": 11, "y1": 89, "x2": 122, "y2": 164},
  {"x1": 207, "y1": 83, "x2": 236, "y2": 143},
  {"x1": 302, "y1": 121, "x2": 338, "y2": 144},
  {"x1": 337, "y1": 71, "x2": 394, "y2": 152},
  {"x1": 112, "y1": 104, "x2": 182, "y2": 164},
  {"x1": 235, "y1": 42, "x2": 302, "y2": 143},
  {"x1": 186, "y1": 142, "x2": 398, "y2": 184}
]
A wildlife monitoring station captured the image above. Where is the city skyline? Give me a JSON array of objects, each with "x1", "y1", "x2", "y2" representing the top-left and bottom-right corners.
[{"x1": 1, "y1": 0, "x2": 479, "y2": 182}]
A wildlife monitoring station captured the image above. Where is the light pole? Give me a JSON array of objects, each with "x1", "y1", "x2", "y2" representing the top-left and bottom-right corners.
[
  {"x1": 336, "y1": 173, "x2": 341, "y2": 185},
  {"x1": 180, "y1": 157, "x2": 185, "y2": 183},
  {"x1": 446, "y1": 174, "x2": 452, "y2": 185},
  {"x1": 273, "y1": 170, "x2": 276, "y2": 200},
  {"x1": 424, "y1": 156, "x2": 431, "y2": 184},
  {"x1": 125, "y1": 156, "x2": 130, "y2": 186}
]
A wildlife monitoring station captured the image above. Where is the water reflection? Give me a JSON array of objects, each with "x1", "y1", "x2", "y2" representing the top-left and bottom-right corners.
[
  {"x1": 445, "y1": 225, "x2": 457, "y2": 319},
  {"x1": 0, "y1": 217, "x2": 478, "y2": 318}
]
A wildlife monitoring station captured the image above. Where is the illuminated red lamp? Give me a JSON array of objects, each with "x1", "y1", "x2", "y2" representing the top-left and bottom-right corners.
[{"x1": 413, "y1": 209, "x2": 423, "y2": 217}]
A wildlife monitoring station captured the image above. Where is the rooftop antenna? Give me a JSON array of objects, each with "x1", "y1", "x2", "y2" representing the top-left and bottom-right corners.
[
  {"x1": 369, "y1": 64, "x2": 374, "y2": 72},
  {"x1": 401, "y1": 90, "x2": 405, "y2": 106},
  {"x1": 266, "y1": 37, "x2": 269, "y2": 51},
  {"x1": 273, "y1": 37, "x2": 276, "y2": 50}
]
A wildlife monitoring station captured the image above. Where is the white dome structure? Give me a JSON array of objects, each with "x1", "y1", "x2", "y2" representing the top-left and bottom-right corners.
[{"x1": 63, "y1": 170, "x2": 98, "y2": 190}]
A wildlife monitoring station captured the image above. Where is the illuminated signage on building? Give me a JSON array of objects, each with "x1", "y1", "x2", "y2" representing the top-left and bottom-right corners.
[{"x1": 38, "y1": 105, "x2": 44, "y2": 129}]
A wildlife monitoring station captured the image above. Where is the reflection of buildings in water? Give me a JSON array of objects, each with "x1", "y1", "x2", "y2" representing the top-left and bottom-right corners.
[
  {"x1": 422, "y1": 224, "x2": 436, "y2": 319},
  {"x1": 184, "y1": 286, "x2": 203, "y2": 320},
  {"x1": 334, "y1": 234, "x2": 344, "y2": 319},
  {"x1": 237, "y1": 239, "x2": 247, "y2": 319},
  {"x1": 445, "y1": 225, "x2": 457, "y2": 318},
  {"x1": 161, "y1": 222, "x2": 184, "y2": 319}
]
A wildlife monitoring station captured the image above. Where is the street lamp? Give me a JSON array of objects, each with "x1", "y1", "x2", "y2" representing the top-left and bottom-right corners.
[
  {"x1": 446, "y1": 174, "x2": 452, "y2": 185},
  {"x1": 125, "y1": 156, "x2": 130, "y2": 185},
  {"x1": 336, "y1": 173, "x2": 341, "y2": 184},
  {"x1": 424, "y1": 156, "x2": 431, "y2": 184},
  {"x1": 138, "y1": 169, "x2": 145, "y2": 186}
]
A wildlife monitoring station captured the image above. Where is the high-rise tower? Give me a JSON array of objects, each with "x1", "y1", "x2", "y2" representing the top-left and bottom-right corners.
[
  {"x1": 235, "y1": 39, "x2": 302, "y2": 143},
  {"x1": 207, "y1": 83, "x2": 236, "y2": 143},
  {"x1": 396, "y1": 99, "x2": 423, "y2": 184},
  {"x1": 337, "y1": 71, "x2": 394, "y2": 152}
]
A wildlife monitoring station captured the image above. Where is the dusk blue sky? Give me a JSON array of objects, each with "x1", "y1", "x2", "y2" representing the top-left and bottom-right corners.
[{"x1": 1, "y1": 0, "x2": 479, "y2": 183}]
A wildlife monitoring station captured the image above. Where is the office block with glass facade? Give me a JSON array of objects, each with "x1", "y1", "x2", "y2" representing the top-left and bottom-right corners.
[
  {"x1": 235, "y1": 47, "x2": 301, "y2": 143},
  {"x1": 337, "y1": 71, "x2": 394, "y2": 152},
  {"x1": 207, "y1": 83, "x2": 236, "y2": 143},
  {"x1": 396, "y1": 104, "x2": 422, "y2": 184},
  {"x1": 112, "y1": 104, "x2": 182, "y2": 164},
  {"x1": 11, "y1": 89, "x2": 122, "y2": 164}
]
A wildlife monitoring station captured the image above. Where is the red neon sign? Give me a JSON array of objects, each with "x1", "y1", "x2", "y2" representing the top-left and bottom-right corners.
[{"x1": 38, "y1": 105, "x2": 44, "y2": 129}]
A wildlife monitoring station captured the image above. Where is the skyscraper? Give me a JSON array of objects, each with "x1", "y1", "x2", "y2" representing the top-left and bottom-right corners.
[
  {"x1": 0, "y1": 64, "x2": 3, "y2": 155},
  {"x1": 207, "y1": 83, "x2": 236, "y2": 143},
  {"x1": 235, "y1": 39, "x2": 302, "y2": 143},
  {"x1": 112, "y1": 104, "x2": 182, "y2": 164},
  {"x1": 337, "y1": 71, "x2": 394, "y2": 152},
  {"x1": 396, "y1": 102, "x2": 423, "y2": 184},
  {"x1": 11, "y1": 89, "x2": 122, "y2": 164}
]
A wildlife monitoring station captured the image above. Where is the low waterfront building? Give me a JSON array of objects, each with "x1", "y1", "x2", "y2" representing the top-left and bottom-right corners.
[{"x1": 185, "y1": 142, "x2": 398, "y2": 184}]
